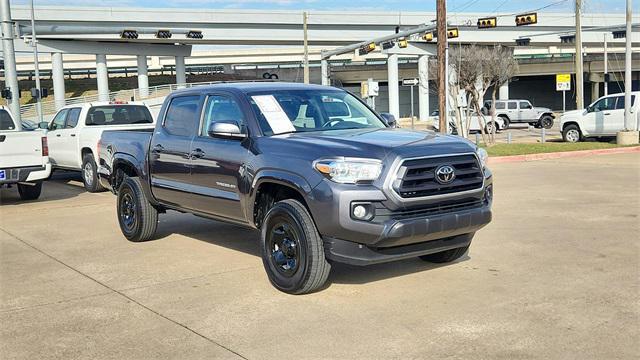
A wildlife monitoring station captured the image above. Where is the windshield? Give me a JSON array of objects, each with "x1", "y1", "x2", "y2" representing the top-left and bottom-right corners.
[
  {"x1": 248, "y1": 89, "x2": 386, "y2": 136},
  {"x1": 86, "y1": 105, "x2": 153, "y2": 126}
]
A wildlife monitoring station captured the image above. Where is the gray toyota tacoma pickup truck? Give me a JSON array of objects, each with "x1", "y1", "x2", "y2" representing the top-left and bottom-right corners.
[{"x1": 98, "y1": 82, "x2": 493, "y2": 294}]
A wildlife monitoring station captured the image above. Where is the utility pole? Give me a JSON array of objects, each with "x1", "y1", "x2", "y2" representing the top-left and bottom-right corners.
[
  {"x1": 303, "y1": 11, "x2": 310, "y2": 84},
  {"x1": 623, "y1": 0, "x2": 633, "y2": 131},
  {"x1": 1, "y1": 0, "x2": 22, "y2": 128},
  {"x1": 437, "y1": 0, "x2": 447, "y2": 133},
  {"x1": 30, "y1": 0, "x2": 43, "y2": 124},
  {"x1": 603, "y1": 33, "x2": 608, "y2": 96},
  {"x1": 575, "y1": 0, "x2": 584, "y2": 109}
]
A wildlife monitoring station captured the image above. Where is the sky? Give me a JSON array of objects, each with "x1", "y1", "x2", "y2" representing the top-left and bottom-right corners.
[{"x1": 11, "y1": 0, "x2": 639, "y2": 13}]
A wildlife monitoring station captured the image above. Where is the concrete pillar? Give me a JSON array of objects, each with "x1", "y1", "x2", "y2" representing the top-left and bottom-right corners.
[
  {"x1": 418, "y1": 55, "x2": 429, "y2": 121},
  {"x1": 499, "y1": 82, "x2": 509, "y2": 100},
  {"x1": 137, "y1": 55, "x2": 149, "y2": 99},
  {"x1": 51, "y1": 52, "x2": 66, "y2": 110},
  {"x1": 387, "y1": 54, "x2": 400, "y2": 119},
  {"x1": 175, "y1": 56, "x2": 186, "y2": 85},
  {"x1": 321, "y1": 59, "x2": 330, "y2": 86},
  {"x1": 95, "y1": 54, "x2": 109, "y2": 102},
  {"x1": 591, "y1": 81, "x2": 600, "y2": 103}
]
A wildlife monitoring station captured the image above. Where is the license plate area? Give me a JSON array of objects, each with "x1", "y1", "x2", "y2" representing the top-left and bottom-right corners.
[{"x1": 0, "y1": 170, "x2": 5, "y2": 180}]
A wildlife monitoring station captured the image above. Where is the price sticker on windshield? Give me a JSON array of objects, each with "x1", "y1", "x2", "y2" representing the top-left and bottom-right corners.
[{"x1": 252, "y1": 95, "x2": 296, "y2": 134}]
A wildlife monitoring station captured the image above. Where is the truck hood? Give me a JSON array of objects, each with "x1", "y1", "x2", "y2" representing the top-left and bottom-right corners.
[
  {"x1": 534, "y1": 107, "x2": 552, "y2": 113},
  {"x1": 262, "y1": 128, "x2": 477, "y2": 161},
  {"x1": 560, "y1": 109, "x2": 585, "y2": 122}
]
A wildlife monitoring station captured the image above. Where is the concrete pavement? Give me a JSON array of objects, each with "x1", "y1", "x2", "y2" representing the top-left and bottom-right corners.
[{"x1": 1, "y1": 154, "x2": 639, "y2": 359}]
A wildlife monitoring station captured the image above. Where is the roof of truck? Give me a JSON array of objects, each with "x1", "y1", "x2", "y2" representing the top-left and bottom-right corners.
[{"x1": 172, "y1": 81, "x2": 338, "y2": 95}]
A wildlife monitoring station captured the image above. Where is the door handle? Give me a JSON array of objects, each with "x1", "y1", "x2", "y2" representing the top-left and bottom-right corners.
[
  {"x1": 603, "y1": 112, "x2": 611, "y2": 115},
  {"x1": 56, "y1": 134, "x2": 61, "y2": 137},
  {"x1": 152, "y1": 144, "x2": 165, "y2": 153},
  {"x1": 70, "y1": 134, "x2": 76, "y2": 137},
  {"x1": 190, "y1": 148, "x2": 205, "y2": 159}
]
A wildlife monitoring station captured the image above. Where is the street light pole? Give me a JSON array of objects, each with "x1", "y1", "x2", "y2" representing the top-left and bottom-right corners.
[
  {"x1": 575, "y1": 0, "x2": 584, "y2": 109},
  {"x1": 603, "y1": 33, "x2": 608, "y2": 97},
  {"x1": 303, "y1": 11, "x2": 310, "y2": 84},
  {"x1": 437, "y1": 0, "x2": 447, "y2": 134},
  {"x1": 30, "y1": 0, "x2": 44, "y2": 124},
  {"x1": 623, "y1": 0, "x2": 633, "y2": 131},
  {"x1": 1, "y1": 0, "x2": 22, "y2": 127}
]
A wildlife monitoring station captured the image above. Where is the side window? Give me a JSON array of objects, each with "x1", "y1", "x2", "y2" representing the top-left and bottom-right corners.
[
  {"x1": 163, "y1": 95, "x2": 201, "y2": 137},
  {"x1": 51, "y1": 109, "x2": 69, "y2": 130},
  {"x1": 65, "y1": 108, "x2": 82, "y2": 128},
  {"x1": 615, "y1": 95, "x2": 636, "y2": 110},
  {"x1": 593, "y1": 97, "x2": 616, "y2": 111},
  {"x1": 201, "y1": 95, "x2": 245, "y2": 136},
  {"x1": 520, "y1": 101, "x2": 532, "y2": 109},
  {"x1": 507, "y1": 102, "x2": 517, "y2": 110},
  {"x1": 495, "y1": 102, "x2": 506, "y2": 110}
]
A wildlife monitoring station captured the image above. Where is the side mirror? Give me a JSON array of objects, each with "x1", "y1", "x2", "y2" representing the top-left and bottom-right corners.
[
  {"x1": 380, "y1": 113, "x2": 397, "y2": 128},
  {"x1": 207, "y1": 121, "x2": 246, "y2": 139},
  {"x1": 38, "y1": 121, "x2": 49, "y2": 129}
]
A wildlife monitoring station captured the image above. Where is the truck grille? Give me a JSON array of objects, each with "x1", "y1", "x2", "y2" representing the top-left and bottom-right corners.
[{"x1": 394, "y1": 154, "x2": 483, "y2": 198}]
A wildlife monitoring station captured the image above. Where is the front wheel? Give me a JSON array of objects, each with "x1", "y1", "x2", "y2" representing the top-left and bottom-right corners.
[
  {"x1": 563, "y1": 124, "x2": 583, "y2": 143},
  {"x1": 539, "y1": 115, "x2": 554, "y2": 129},
  {"x1": 117, "y1": 176, "x2": 158, "y2": 242},
  {"x1": 260, "y1": 199, "x2": 331, "y2": 294},
  {"x1": 82, "y1": 153, "x2": 105, "y2": 193},
  {"x1": 17, "y1": 182, "x2": 42, "y2": 200}
]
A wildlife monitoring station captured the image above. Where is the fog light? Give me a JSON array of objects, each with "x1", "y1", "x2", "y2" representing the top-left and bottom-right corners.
[
  {"x1": 351, "y1": 203, "x2": 374, "y2": 221},
  {"x1": 353, "y1": 205, "x2": 367, "y2": 219}
]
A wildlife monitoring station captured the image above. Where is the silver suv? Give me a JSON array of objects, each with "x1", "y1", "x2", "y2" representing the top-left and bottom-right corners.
[{"x1": 483, "y1": 100, "x2": 555, "y2": 129}]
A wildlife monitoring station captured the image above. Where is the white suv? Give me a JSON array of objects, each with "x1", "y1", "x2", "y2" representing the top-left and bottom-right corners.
[{"x1": 560, "y1": 92, "x2": 639, "y2": 143}]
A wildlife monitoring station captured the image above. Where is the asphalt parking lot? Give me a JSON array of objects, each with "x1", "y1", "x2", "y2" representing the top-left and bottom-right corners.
[{"x1": 1, "y1": 153, "x2": 638, "y2": 359}]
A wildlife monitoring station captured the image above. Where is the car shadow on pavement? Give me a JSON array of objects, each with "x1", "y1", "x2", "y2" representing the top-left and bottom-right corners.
[
  {"x1": 0, "y1": 171, "x2": 86, "y2": 205},
  {"x1": 153, "y1": 211, "x2": 470, "y2": 287}
]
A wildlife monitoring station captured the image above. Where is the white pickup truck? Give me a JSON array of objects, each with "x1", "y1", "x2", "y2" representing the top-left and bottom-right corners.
[
  {"x1": 560, "y1": 92, "x2": 639, "y2": 142},
  {"x1": 45, "y1": 101, "x2": 155, "y2": 192},
  {"x1": 0, "y1": 106, "x2": 52, "y2": 200}
]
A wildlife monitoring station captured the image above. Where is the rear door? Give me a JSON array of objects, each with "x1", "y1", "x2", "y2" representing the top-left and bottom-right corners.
[
  {"x1": 186, "y1": 92, "x2": 249, "y2": 220},
  {"x1": 148, "y1": 94, "x2": 202, "y2": 207},
  {"x1": 610, "y1": 95, "x2": 635, "y2": 133},
  {"x1": 506, "y1": 101, "x2": 519, "y2": 122}
]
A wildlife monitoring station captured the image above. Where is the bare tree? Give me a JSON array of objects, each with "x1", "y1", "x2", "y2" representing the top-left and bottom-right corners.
[{"x1": 485, "y1": 45, "x2": 519, "y2": 130}]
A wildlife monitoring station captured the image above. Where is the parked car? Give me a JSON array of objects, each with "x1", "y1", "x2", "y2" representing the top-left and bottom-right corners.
[
  {"x1": 45, "y1": 101, "x2": 155, "y2": 192},
  {"x1": 432, "y1": 110, "x2": 505, "y2": 134},
  {"x1": 0, "y1": 106, "x2": 52, "y2": 200},
  {"x1": 560, "y1": 92, "x2": 639, "y2": 143},
  {"x1": 98, "y1": 82, "x2": 493, "y2": 294},
  {"x1": 483, "y1": 99, "x2": 555, "y2": 129}
]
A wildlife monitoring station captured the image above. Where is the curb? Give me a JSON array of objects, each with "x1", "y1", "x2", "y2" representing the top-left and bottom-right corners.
[{"x1": 488, "y1": 146, "x2": 640, "y2": 164}]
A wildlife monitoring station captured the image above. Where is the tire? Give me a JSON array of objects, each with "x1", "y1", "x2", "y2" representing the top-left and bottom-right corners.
[
  {"x1": 485, "y1": 121, "x2": 497, "y2": 134},
  {"x1": 17, "y1": 182, "x2": 42, "y2": 200},
  {"x1": 539, "y1": 115, "x2": 554, "y2": 129},
  {"x1": 82, "y1": 153, "x2": 105, "y2": 193},
  {"x1": 419, "y1": 244, "x2": 470, "y2": 263},
  {"x1": 260, "y1": 199, "x2": 331, "y2": 294},
  {"x1": 117, "y1": 176, "x2": 158, "y2": 242},
  {"x1": 498, "y1": 116, "x2": 510, "y2": 130},
  {"x1": 563, "y1": 124, "x2": 583, "y2": 143}
]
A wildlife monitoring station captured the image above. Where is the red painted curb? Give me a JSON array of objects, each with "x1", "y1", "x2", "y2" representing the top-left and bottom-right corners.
[{"x1": 488, "y1": 146, "x2": 640, "y2": 164}]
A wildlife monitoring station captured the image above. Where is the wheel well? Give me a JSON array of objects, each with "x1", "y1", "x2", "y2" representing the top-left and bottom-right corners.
[
  {"x1": 562, "y1": 121, "x2": 580, "y2": 132},
  {"x1": 113, "y1": 161, "x2": 139, "y2": 191},
  {"x1": 497, "y1": 114, "x2": 509, "y2": 121},
  {"x1": 253, "y1": 182, "x2": 308, "y2": 228},
  {"x1": 81, "y1": 147, "x2": 93, "y2": 159}
]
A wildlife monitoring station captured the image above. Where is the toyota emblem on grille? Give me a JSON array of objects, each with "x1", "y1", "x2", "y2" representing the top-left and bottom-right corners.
[{"x1": 435, "y1": 165, "x2": 456, "y2": 184}]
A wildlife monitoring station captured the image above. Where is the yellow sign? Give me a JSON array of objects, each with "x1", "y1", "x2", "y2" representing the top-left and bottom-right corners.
[{"x1": 556, "y1": 73, "x2": 571, "y2": 91}]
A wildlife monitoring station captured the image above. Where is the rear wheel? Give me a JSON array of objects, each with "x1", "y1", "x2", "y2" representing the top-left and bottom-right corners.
[
  {"x1": 485, "y1": 121, "x2": 497, "y2": 134},
  {"x1": 498, "y1": 116, "x2": 510, "y2": 130},
  {"x1": 17, "y1": 182, "x2": 42, "y2": 200},
  {"x1": 82, "y1": 153, "x2": 105, "y2": 193},
  {"x1": 260, "y1": 199, "x2": 331, "y2": 294},
  {"x1": 563, "y1": 124, "x2": 583, "y2": 143},
  {"x1": 117, "y1": 176, "x2": 158, "y2": 242}
]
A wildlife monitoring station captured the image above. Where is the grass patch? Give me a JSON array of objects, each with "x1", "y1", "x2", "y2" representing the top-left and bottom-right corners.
[{"x1": 483, "y1": 142, "x2": 635, "y2": 157}]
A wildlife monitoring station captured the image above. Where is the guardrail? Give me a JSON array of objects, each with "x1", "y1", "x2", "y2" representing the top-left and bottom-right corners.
[{"x1": 19, "y1": 80, "x2": 246, "y2": 120}]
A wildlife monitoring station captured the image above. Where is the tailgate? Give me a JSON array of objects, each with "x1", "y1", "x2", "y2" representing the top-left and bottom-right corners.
[{"x1": 0, "y1": 131, "x2": 45, "y2": 168}]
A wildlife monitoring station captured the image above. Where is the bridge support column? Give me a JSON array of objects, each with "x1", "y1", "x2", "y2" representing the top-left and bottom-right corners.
[
  {"x1": 51, "y1": 52, "x2": 66, "y2": 110},
  {"x1": 387, "y1": 54, "x2": 400, "y2": 119},
  {"x1": 96, "y1": 54, "x2": 109, "y2": 102},
  {"x1": 137, "y1": 55, "x2": 149, "y2": 99},
  {"x1": 175, "y1": 56, "x2": 186, "y2": 86},
  {"x1": 591, "y1": 81, "x2": 600, "y2": 103},
  {"x1": 321, "y1": 59, "x2": 330, "y2": 86},
  {"x1": 499, "y1": 81, "x2": 509, "y2": 100},
  {"x1": 418, "y1": 55, "x2": 429, "y2": 121}
]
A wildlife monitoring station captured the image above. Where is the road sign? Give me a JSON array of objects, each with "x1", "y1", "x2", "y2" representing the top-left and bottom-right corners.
[
  {"x1": 556, "y1": 73, "x2": 571, "y2": 91},
  {"x1": 402, "y1": 78, "x2": 419, "y2": 86}
]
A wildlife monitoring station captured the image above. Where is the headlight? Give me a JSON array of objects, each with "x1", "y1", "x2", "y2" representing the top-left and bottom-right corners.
[
  {"x1": 314, "y1": 158, "x2": 382, "y2": 184},
  {"x1": 476, "y1": 148, "x2": 489, "y2": 169}
]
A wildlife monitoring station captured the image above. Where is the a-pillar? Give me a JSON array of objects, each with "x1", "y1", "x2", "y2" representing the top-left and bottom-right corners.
[
  {"x1": 175, "y1": 56, "x2": 186, "y2": 85},
  {"x1": 499, "y1": 81, "x2": 509, "y2": 100},
  {"x1": 137, "y1": 55, "x2": 149, "y2": 98},
  {"x1": 418, "y1": 55, "x2": 429, "y2": 121},
  {"x1": 95, "y1": 54, "x2": 109, "y2": 102},
  {"x1": 51, "y1": 52, "x2": 66, "y2": 110},
  {"x1": 387, "y1": 54, "x2": 400, "y2": 119}
]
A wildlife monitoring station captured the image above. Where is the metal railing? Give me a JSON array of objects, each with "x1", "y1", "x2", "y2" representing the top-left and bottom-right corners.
[{"x1": 19, "y1": 80, "x2": 257, "y2": 120}]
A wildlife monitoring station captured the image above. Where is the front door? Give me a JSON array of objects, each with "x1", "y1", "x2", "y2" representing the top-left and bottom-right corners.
[
  {"x1": 148, "y1": 94, "x2": 202, "y2": 207},
  {"x1": 56, "y1": 107, "x2": 82, "y2": 167},
  {"x1": 47, "y1": 109, "x2": 69, "y2": 167},
  {"x1": 583, "y1": 96, "x2": 616, "y2": 135},
  {"x1": 518, "y1": 101, "x2": 536, "y2": 122},
  {"x1": 186, "y1": 93, "x2": 249, "y2": 220}
]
